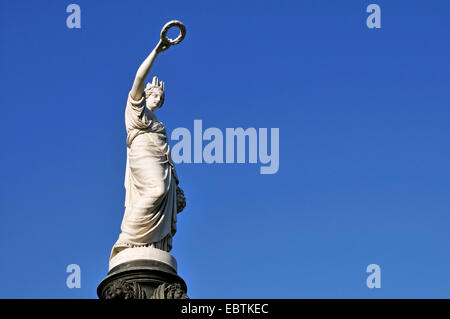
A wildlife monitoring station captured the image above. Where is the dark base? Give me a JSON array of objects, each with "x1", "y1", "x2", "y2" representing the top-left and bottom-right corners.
[{"x1": 97, "y1": 260, "x2": 188, "y2": 299}]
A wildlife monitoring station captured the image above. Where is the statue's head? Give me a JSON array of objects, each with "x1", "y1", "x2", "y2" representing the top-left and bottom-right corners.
[{"x1": 145, "y1": 76, "x2": 165, "y2": 111}]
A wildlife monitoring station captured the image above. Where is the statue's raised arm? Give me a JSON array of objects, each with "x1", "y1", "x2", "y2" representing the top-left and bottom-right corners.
[{"x1": 130, "y1": 21, "x2": 186, "y2": 101}]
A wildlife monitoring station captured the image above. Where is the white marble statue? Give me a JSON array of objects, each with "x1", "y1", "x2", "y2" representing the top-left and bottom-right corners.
[{"x1": 110, "y1": 21, "x2": 186, "y2": 265}]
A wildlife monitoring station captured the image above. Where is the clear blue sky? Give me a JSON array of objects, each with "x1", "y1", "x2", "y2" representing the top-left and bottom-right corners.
[{"x1": 0, "y1": 0, "x2": 449, "y2": 298}]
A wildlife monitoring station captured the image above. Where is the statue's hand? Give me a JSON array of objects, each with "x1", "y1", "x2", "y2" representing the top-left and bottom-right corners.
[
  {"x1": 176, "y1": 186, "x2": 186, "y2": 213},
  {"x1": 155, "y1": 39, "x2": 170, "y2": 54}
]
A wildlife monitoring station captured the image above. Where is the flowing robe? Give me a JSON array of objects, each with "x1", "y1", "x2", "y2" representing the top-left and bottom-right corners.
[{"x1": 110, "y1": 92, "x2": 179, "y2": 261}]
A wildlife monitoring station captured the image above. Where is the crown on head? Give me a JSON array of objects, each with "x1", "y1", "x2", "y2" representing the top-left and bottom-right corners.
[{"x1": 146, "y1": 76, "x2": 165, "y2": 93}]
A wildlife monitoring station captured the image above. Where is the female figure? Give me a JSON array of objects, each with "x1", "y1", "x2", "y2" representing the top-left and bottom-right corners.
[{"x1": 110, "y1": 33, "x2": 186, "y2": 261}]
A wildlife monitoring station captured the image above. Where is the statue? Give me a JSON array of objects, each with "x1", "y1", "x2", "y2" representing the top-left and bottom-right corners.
[
  {"x1": 110, "y1": 20, "x2": 187, "y2": 261},
  {"x1": 98, "y1": 21, "x2": 189, "y2": 299},
  {"x1": 97, "y1": 20, "x2": 188, "y2": 299}
]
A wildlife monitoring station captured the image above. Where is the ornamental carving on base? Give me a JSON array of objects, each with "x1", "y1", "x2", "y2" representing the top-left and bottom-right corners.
[
  {"x1": 103, "y1": 280, "x2": 146, "y2": 299},
  {"x1": 151, "y1": 282, "x2": 188, "y2": 299}
]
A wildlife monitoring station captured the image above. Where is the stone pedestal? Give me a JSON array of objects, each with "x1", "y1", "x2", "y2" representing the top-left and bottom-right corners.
[{"x1": 97, "y1": 248, "x2": 188, "y2": 299}]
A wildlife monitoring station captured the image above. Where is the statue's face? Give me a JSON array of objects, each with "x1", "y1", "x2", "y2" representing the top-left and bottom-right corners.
[{"x1": 145, "y1": 89, "x2": 164, "y2": 111}]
